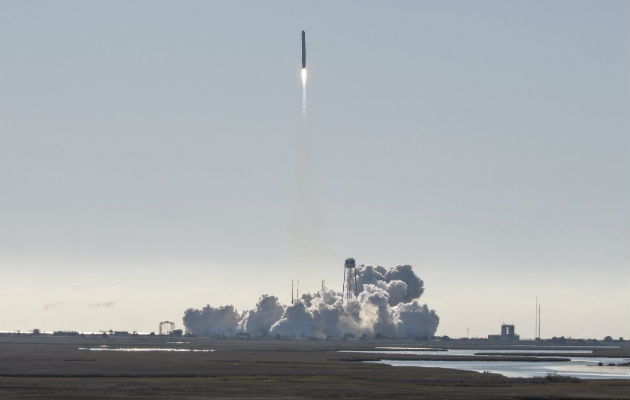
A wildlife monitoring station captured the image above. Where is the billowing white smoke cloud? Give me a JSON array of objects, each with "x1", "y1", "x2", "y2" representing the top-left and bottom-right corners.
[
  {"x1": 395, "y1": 301, "x2": 440, "y2": 338},
  {"x1": 357, "y1": 265, "x2": 423, "y2": 305},
  {"x1": 183, "y1": 305, "x2": 241, "y2": 336},
  {"x1": 270, "y1": 301, "x2": 316, "y2": 338},
  {"x1": 237, "y1": 295, "x2": 284, "y2": 337},
  {"x1": 184, "y1": 264, "x2": 439, "y2": 339}
]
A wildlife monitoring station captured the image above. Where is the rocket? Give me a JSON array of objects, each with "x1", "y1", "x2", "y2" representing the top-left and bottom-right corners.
[
  {"x1": 301, "y1": 30, "x2": 306, "y2": 68},
  {"x1": 300, "y1": 30, "x2": 307, "y2": 114}
]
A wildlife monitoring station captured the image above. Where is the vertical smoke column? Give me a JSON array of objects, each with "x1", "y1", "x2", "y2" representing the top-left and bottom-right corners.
[
  {"x1": 291, "y1": 29, "x2": 328, "y2": 278},
  {"x1": 301, "y1": 30, "x2": 307, "y2": 116}
]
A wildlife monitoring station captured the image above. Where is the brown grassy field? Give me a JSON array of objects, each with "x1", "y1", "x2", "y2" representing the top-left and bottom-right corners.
[{"x1": 0, "y1": 336, "x2": 627, "y2": 399}]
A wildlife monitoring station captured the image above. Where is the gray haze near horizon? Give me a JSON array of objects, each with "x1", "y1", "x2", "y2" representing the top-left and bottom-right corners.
[{"x1": 0, "y1": 1, "x2": 628, "y2": 339}]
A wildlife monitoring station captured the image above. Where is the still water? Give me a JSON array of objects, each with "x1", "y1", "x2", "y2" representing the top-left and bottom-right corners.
[
  {"x1": 369, "y1": 359, "x2": 629, "y2": 379},
  {"x1": 344, "y1": 348, "x2": 630, "y2": 380},
  {"x1": 345, "y1": 349, "x2": 594, "y2": 356}
]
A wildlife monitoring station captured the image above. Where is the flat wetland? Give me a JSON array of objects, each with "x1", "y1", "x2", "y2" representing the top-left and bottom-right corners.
[{"x1": 0, "y1": 336, "x2": 628, "y2": 399}]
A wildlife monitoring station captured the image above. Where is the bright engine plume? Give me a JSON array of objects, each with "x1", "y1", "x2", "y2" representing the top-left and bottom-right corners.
[
  {"x1": 301, "y1": 67, "x2": 308, "y2": 87},
  {"x1": 301, "y1": 67, "x2": 307, "y2": 116}
]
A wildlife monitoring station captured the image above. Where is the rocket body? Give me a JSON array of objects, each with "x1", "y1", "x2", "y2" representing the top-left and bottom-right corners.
[{"x1": 301, "y1": 30, "x2": 306, "y2": 68}]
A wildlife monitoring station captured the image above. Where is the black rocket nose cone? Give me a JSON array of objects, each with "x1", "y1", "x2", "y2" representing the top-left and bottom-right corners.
[{"x1": 301, "y1": 30, "x2": 306, "y2": 68}]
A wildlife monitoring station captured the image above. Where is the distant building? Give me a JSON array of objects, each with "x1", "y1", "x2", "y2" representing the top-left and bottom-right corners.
[
  {"x1": 488, "y1": 324, "x2": 520, "y2": 341},
  {"x1": 52, "y1": 331, "x2": 80, "y2": 336}
]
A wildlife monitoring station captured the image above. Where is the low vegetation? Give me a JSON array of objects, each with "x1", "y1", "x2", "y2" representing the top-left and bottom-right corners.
[{"x1": 0, "y1": 336, "x2": 626, "y2": 399}]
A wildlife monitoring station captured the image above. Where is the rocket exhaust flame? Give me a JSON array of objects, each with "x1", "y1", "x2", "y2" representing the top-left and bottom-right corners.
[
  {"x1": 301, "y1": 67, "x2": 307, "y2": 116},
  {"x1": 301, "y1": 67, "x2": 308, "y2": 85}
]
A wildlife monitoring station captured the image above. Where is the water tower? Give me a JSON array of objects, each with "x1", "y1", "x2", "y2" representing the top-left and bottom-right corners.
[{"x1": 343, "y1": 258, "x2": 358, "y2": 302}]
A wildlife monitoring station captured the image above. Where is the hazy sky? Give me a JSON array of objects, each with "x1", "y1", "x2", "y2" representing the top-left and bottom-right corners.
[{"x1": 1, "y1": 1, "x2": 628, "y2": 338}]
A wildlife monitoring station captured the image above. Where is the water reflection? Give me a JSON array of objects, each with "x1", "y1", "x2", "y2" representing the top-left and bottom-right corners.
[
  {"x1": 369, "y1": 359, "x2": 630, "y2": 380},
  {"x1": 78, "y1": 347, "x2": 214, "y2": 352},
  {"x1": 344, "y1": 347, "x2": 629, "y2": 380}
]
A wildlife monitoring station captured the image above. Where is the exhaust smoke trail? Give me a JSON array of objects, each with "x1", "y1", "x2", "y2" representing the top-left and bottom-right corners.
[{"x1": 291, "y1": 29, "x2": 327, "y2": 262}]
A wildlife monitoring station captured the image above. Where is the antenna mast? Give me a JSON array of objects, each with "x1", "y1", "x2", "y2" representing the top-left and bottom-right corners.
[
  {"x1": 538, "y1": 304, "x2": 541, "y2": 340},
  {"x1": 535, "y1": 297, "x2": 538, "y2": 340}
]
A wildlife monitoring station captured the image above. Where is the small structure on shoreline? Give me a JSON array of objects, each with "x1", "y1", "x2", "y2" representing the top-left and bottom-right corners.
[{"x1": 488, "y1": 324, "x2": 520, "y2": 341}]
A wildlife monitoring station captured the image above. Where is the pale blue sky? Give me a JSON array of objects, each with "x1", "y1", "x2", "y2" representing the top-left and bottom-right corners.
[{"x1": 1, "y1": 1, "x2": 628, "y2": 338}]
